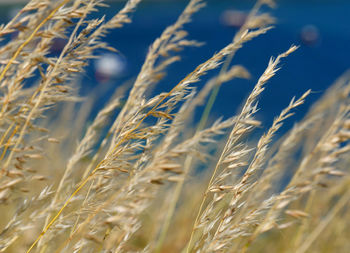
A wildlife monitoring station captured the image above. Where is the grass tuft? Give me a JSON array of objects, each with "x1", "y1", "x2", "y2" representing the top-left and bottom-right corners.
[{"x1": 0, "y1": 0, "x2": 349, "y2": 252}]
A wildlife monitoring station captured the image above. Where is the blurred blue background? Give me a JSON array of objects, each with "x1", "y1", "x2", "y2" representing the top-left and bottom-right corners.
[{"x1": 1, "y1": 0, "x2": 349, "y2": 134}]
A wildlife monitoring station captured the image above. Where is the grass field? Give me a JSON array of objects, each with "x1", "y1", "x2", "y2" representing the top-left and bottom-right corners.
[{"x1": 0, "y1": 0, "x2": 349, "y2": 252}]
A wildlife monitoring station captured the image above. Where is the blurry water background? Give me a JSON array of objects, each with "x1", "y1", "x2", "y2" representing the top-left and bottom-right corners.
[{"x1": 0, "y1": 0, "x2": 349, "y2": 136}]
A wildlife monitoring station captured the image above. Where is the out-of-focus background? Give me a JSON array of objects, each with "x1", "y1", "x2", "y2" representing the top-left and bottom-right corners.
[{"x1": 0, "y1": 0, "x2": 349, "y2": 133}]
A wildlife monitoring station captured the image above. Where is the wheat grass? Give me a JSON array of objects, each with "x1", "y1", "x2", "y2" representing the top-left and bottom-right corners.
[{"x1": 0, "y1": 0, "x2": 348, "y2": 252}]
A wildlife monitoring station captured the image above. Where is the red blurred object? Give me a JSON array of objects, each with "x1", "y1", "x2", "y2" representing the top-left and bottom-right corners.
[
  {"x1": 220, "y1": 10, "x2": 247, "y2": 28},
  {"x1": 300, "y1": 24, "x2": 320, "y2": 46}
]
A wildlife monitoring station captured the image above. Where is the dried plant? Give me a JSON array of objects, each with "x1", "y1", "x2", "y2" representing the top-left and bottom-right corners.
[{"x1": 0, "y1": 0, "x2": 348, "y2": 252}]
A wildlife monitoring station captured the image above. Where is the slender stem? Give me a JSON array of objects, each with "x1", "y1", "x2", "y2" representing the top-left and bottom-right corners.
[
  {"x1": 26, "y1": 56, "x2": 202, "y2": 253},
  {"x1": 155, "y1": 13, "x2": 240, "y2": 253},
  {"x1": 0, "y1": 124, "x2": 17, "y2": 163},
  {"x1": 296, "y1": 187, "x2": 350, "y2": 253},
  {"x1": 154, "y1": 155, "x2": 193, "y2": 253},
  {"x1": 0, "y1": 0, "x2": 72, "y2": 180},
  {"x1": 185, "y1": 1, "x2": 265, "y2": 250},
  {"x1": 0, "y1": 0, "x2": 71, "y2": 115}
]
